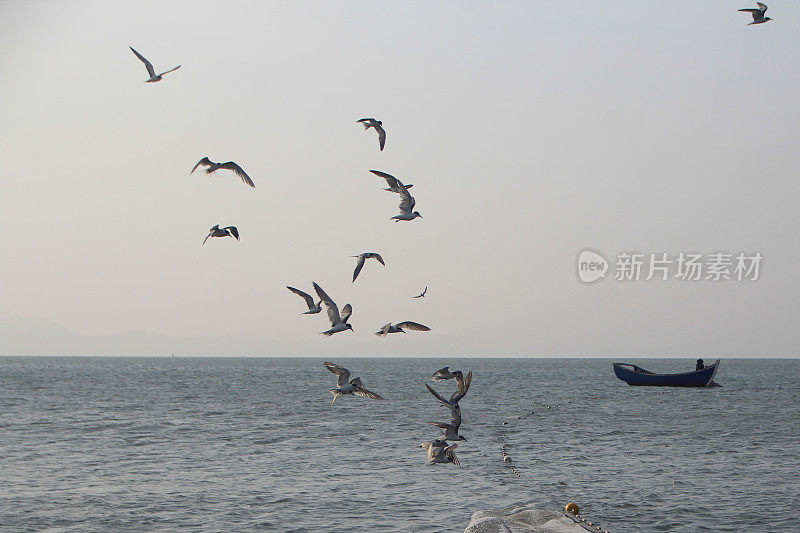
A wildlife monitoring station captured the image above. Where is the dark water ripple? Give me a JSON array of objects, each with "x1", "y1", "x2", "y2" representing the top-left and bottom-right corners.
[{"x1": 1, "y1": 357, "x2": 799, "y2": 532}]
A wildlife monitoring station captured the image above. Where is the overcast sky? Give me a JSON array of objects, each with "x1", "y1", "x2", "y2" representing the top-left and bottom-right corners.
[{"x1": 2, "y1": 1, "x2": 798, "y2": 357}]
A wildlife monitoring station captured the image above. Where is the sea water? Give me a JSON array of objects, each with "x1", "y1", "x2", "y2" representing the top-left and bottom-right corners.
[{"x1": 1, "y1": 357, "x2": 798, "y2": 532}]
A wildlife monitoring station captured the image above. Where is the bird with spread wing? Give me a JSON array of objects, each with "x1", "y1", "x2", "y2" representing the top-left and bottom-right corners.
[
  {"x1": 202, "y1": 225, "x2": 239, "y2": 246},
  {"x1": 323, "y1": 361, "x2": 384, "y2": 405},
  {"x1": 419, "y1": 441, "x2": 461, "y2": 466},
  {"x1": 370, "y1": 170, "x2": 413, "y2": 193},
  {"x1": 129, "y1": 46, "x2": 181, "y2": 83},
  {"x1": 352, "y1": 253, "x2": 385, "y2": 282},
  {"x1": 313, "y1": 282, "x2": 353, "y2": 336},
  {"x1": 286, "y1": 286, "x2": 322, "y2": 314},
  {"x1": 191, "y1": 157, "x2": 255, "y2": 188},
  {"x1": 738, "y1": 2, "x2": 772, "y2": 25},
  {"x1": 357, "y1": 118, "x2": 386, "y2": 151},
  {"x1": 374, "y1": 321, "x2": 431, "y2": 336}
]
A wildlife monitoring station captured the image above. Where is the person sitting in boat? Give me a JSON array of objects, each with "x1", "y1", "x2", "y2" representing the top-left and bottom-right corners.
[{"x1": 696, "y1": 358, "x2": 705, "y2": 371}]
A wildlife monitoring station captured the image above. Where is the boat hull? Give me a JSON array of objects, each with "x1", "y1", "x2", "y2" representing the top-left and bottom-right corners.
[{"x1": 613, "y1": 360, "x2": 719, "y2": 387}]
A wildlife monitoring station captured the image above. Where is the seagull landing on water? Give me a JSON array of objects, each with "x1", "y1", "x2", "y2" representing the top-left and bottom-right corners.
[
  {"x1": 286, "y1": 286, "x2": 322, "y2": 314},
  {"x1": 357, "y1": 118, "x2": 386, "y2": 151},
  {"x1": 202, "y1": 225, "x2": 239, "y2": 245},
  {"x1": 375, "y1": 322, "x2": 431, "y2": 336},
  {"x1": 352, "y1": 253, "x2": 385, "y2": 282},
  {"x1": 392, "y1": 183, "x2": 422, "y2": 222},
  {"x1": 419, "y1": 441, "x2": 461, "y2": 466},
  {"x1": 739, "y1": 3, "x2": 772, "y2": 25},
  {"x1": 191, "y1": 157, "x2": 255, "y2": 188},
  {"x1": 323, "y1": 361, "x2": 384, "y2": 405},
  {"x1": 413, "y1": 287, "x2": 427, "y2": 299},
  {"x1": 313, "y1": 282, "x2": 353, "y2": 336},
  {"x1": 129, "y1": 47, "x2": 181, "y2": 83},
  {"x1": 431, "y1": 367, "x2": 463, "y2": 382},
  {"x1": 370, "y1": 170, "x2": 413, "y2": 193}
]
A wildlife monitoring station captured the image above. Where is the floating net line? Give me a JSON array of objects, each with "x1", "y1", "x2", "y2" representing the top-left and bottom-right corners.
[{"x1": 487, "y1": 389, "x2": 679, "y2": 532}]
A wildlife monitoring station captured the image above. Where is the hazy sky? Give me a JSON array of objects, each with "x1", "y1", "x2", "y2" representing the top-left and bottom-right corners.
[{"x1": 2, "y1": 1, "x2": 799, "y2": 357}]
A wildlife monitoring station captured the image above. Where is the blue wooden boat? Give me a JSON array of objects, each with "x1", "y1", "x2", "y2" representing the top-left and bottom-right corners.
[{"x1": 613, "y1": 359, "x2": 720, "y2": 387}]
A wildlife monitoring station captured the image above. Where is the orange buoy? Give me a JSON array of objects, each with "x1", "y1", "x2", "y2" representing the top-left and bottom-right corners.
[{"x1": 564, "y1": 502, "x2": 579, "y2": 515}]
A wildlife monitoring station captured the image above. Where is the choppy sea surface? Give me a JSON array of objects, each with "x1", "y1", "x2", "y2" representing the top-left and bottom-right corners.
[{"x1": 1, "y1": 357, "x2": 799, "y2": 532}]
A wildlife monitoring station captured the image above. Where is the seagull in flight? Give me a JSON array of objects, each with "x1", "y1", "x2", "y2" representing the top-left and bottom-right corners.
[
  {"x1": 323, "y1": 361, "x2": 384, "y2": 405},
  {"x1": 392, "y1": 183, "x2": 422, "y2": 222},
  {"x1": 370, "y1": 170, "x2": 413, "y2": 193},
  {"x1": 428, "y1": 385, "x2": 468, "y2": 442},
  {"x1": 431, "y1": 367, "x2": 463, "y2": 383},
  {"x1": 419, "y1": 441, "x2": 461, "y2": 466},
  {"x1": 129, "y1": 46, "x2": 181, "y2": 83},
  {"x1": 191, "y1": 157, "x2": 255, "y2": 188},
  {"x1": 739, "y1": 2, "x2": 772, "y2": 25},
  {"x1": 352, "y1": 253, "x2": 385, "y2": 282},
  {"x1": 425, "y1": 371, "x2": 473, "y2": 414},
  {"x1": 357, "y1": 118, "x2": 386, "y2": 151},
  {"x1": 313, "y1": 282, "x2": 353, "y2": 336},
  {"x1": 202, "y1": 225, "x2": 239, "y2": 245},
  {"x1": 286, "y1": 286, "x2": 322, "y2": 314},
  {"x1": 429, "y1": 410, "x2": 467, "y2": 442},
  {"x1": 374, "y1": 322, "x2": 431, "y2": 336},
  {"x1": 413, "y1": 287, "x2": 428, "y2": 299}
]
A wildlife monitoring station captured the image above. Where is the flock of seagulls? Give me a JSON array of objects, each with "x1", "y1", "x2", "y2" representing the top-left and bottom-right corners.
[
  {"x1": 129, "y1": 47, "x2": 427, "y2": 333},
  {"x1": 129, "y1": 4, "x2": 773, "y2": 469},
  {"x1": 319, "y1": 360, "x2": 471, "y2": 466},
  {"x1": 419, "y1": 368, "x2": 473, "y2": 466}
]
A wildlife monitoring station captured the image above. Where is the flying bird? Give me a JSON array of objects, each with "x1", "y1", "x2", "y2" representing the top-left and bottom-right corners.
[
  {"x1": 313, "y1": 282, "x2": 353, "y2": 336},
  {"x1": 419, "y1": 441, "x2": 461, "y2": 466},
  {"x1": 431, "y1": 367, "x2": 463, "y2": 383},
  {"x1": 286, "y1": 286, "x2": 322, "y2": 314},
  {"x1": 202, "y1": 225, "x2": 239, "y2": 245},
  {"x1": 413, "y1": 287, "x2": 428, "y2": 299},
  {"x1": 357, "y1": 118, "x2": 386, "y2": 151},
  {"x1": 352, "y1": 253, "x2": 385, "y2": 282},
  {"x1": 429, "y1": 417, "x2": 467, "y2": 442},
  {"x1": 392, "y1": 183, "x2": 422, "y2": 222},
  {"x1": 129, "y1": 46, "x2": 181, "y2": 83},
  {"x1": 374, "y1": 322, "x2": 431, "y2": 336},
  {"x1": 191, "y1": 157, "x2": 255, "y2": 188},
  {"x1": 323, "y1": 361, "x2": 384, "y2": 405},
  {"x1": 738, "y1": 2, "x2": 772, "y2": 25},
  {"x1": 425, "y1": 371, "x2": 473, "y2": 414},
  {"x1": 370, "y1": 170, "x2": 413, "y2": 193},
  {"x1": 429, "y1": 390, "x2": 467, "y2": 442}
]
